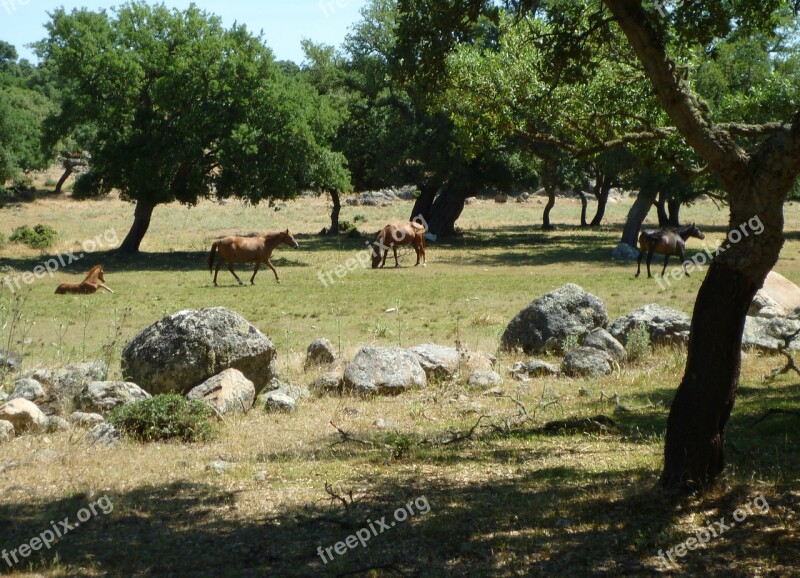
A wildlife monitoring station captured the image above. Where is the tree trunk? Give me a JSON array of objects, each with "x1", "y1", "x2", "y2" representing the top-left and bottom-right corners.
[
  {"x1": 668, "y1": 198, "x2": 681, "y2": 227},
  {"x1": 117, "y1": 200, "x2": 156, "y2": 255},
  {"x1": 428, "y1": 182, "x2": 467, "y2": 237},
  {"x1": 620, "y1": 189, "x2": 656, "y2": 246},
  {"x1": 542, "y1": 187, "x2": 556, "y2": 230},
  {"x1": 327, "y1": 190, "x2": 341, "y2": 235},
  {"x1": 656, "y1": 192, "x2": 669, "y2": 227},
  {"x1": 590, "y1": 177, "x2": 612, "y2": 227},
  {"x1": 578, "y1": 188, "x2": 589, "y2": 227},
  {"x1": 54, "y1": 166, "x2": 73, "y2": 195},
  {"x1": 410, "y1": 182, "x2": 438, "y2": 223}
]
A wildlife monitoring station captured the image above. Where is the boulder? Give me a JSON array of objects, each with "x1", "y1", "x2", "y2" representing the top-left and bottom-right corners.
[
  {"x1": 343, "y1": 347, "x2": 427, "y2": 395},
  {"x1": 74, "y1": 381, "x2": 151, "y2": 414},
  {"x1": 0, "y1": 399, "x2": 48, "y2": 433},
  {"x1": 25, "y1": 361, "x2": 108, "y2": 416},
  {"x1": 501, "y1": 284, "x2": 609, "y2": 353},
  {"x1": 70, "y1": 412, "x2": 105, "y2": 428},
  {"x1": 409, "y1": 344, "x2": 461, "y2": 379},
  {"x1": 562, "y1": 347, "x2": 616, "y2": 378},
  {"x1": 86, "y1": 424, "x2": 120, "y2": 447},
  {"x1": 510, "y1": 361, "x2": 560, "y2": 381},
  {"x1": 460, "y1": 350, "x2": 497, "y2": 373},
  {"x1": 8, "y1": 378, "x2": 47, "y2": 405},
  {"x1": 0, "y1": 350, "x2": 20, "y2": 371},
  {"x1": 122, "y1": 307, "x2": 277, "y2": 395},
  {"x1": 261, "y1": 391, "x2": 297, "y2": 413},
  {"x1": 743, "y1": 316, "x2": 800, "y2": 351},
  {"x1": 749, "y1": 272, "x2": 800, "y2": 319},
  {"x1": 468, "y1": 370, "x2": 504, "y2": 389},
  {"x1": 583, "y1": 328, "x2": 627, "y2": 363},
  {"x1": 609, "y1": 304, "x2": 691, "y2": 346},
  {"x1": 305, "y1": 339, "x2": 336, "y2": 368},
  {"x1": 186, "y1": 369, "x2": 256, "y2": 415},
  {"x1": 46, "y1": 416, "x2": 70, "y2": 433},
  {"x1": 0, "y1": 420, "x2": 14, "y2": 443},
  {"x1": 611, "y1": 242, "x2": 640, "y2": 262},
  {"x1": 310, "y1": 371, "x2": 343, "y2": 393}
]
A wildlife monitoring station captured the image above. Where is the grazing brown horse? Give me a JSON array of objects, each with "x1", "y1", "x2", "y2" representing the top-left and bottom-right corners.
[
  {"x1": 371, "y1": 222, "x2": 427, "y2": 269},
  {"x1": 207, "y1": 229, "x2": 299, "y2": 286},
  {"x1": 55, "y1": 265, "x2": 114, "y2": 294},
  {"x1": 636, "y1": 223, "x2": 705, "y2": 278}
]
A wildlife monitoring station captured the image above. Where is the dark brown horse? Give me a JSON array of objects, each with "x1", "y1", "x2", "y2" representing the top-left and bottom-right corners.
[
  {"x1": 207, "y1": 229, "x2": 299, "y2": 286},
  {"x1": 55, "y1": 265, "x2": 114, "y2": 294},
  {"x1": 371, "y1": 222, "x2": 427, "y2": 269},
  {"x1": 636, "y1": 223, "x2": 705, "y2": 278}
]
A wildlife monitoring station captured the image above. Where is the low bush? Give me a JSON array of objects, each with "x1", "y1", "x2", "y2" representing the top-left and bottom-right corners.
[
  {"x1": 9, "y1": 224, "x2": 58, "y2": 250},
  {"x1": 109, "y1": 394, "x2": 215, "y2": 443}
]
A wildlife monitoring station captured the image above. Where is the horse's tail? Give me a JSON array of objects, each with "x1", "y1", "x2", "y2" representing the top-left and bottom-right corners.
[{"x1": 207, "y1": 242, "x2": 219, "y2": 273}]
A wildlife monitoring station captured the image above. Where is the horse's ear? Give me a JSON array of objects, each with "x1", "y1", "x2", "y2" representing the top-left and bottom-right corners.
[{"x1": 285, "y1": 229, "x2": 289, "y2": 234}]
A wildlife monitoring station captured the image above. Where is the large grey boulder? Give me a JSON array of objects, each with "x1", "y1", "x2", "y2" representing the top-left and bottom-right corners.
[
  {"x1": 8, "y1": 378, "x2": 47, "y2": 405},
  {"x1": 343, "y1": 347, "x2": 427, "y2": 395},
  {"x1": 561, "y1": 347, "x2": 616, "y2": 378},
  {"x1": 122, "y1": 307, "x2": 277, "y2": 395},
  {"x1": 409, "y1": 344, "x2": 462, "y2": 379},
  {"x1": 74, "y1": 381, "x2": 151, "y2": 414},
  {"x1": 0, "y1": 399, "x2": 48, "y2": 433},
  {"x1": 749, "y1": 272, "x2": 800, "y2": 319},
  {"x1": 305, "y1": 339, "x2": 336, "y2": 368},
  {"x1": 609, "y1": 304, "x2": 691, "y2": 346},
  {"x1": 186, "y1": 369, "x2": 256, "y2": 415},
  {"x1": 583, "y1": 328, "x2": 627, "y2": 363},
  {"x1": 743, "y1": 316, "x2": 800, "y2": 351},
  {"x1": 501, "y1": 284, "x2": 608, "y2": 353}
]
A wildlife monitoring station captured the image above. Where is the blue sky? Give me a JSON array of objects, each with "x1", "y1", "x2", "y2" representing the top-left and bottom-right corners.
[{"x1": 0, "y1": 0, "x2": 368, "y2": 63}]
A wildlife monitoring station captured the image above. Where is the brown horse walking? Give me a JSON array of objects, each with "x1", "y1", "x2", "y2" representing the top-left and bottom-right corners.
[
  {"x1": 207, "y1": 229, "x2": 299, "y2": 286},
  {"x1": 55, "y1": 265, "x2": 114, "y2": 294},
  {"x1": 371, "y1": 222, "x2": 427, "y2": 269},
  {"x1": 636, "y1": 223, "x2": 705, "y2": 278}
]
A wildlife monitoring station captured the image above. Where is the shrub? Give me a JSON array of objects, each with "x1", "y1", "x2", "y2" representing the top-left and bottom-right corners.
[
  {"x1": 109, "y1": 394, "x2": 215, "y2": 443},
  {"x1": 562, "y1": 334, "x2": 580, "y2": 353},
  {"x1": 0, "y1": 233, "x2": 6, "y2": 249},
  {"x1": 626, "y1": 323, "x2": 652, "y2": 362},
  {"x1": 9, "y1": 224, "x2": 58, "y2": 250}
]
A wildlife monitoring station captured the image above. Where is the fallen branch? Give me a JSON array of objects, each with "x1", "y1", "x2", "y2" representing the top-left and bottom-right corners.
[
  {"x1": 438, "y1": 415, "x2": 491, "y2": 445},
  {"x1": 539, "y1": 415, "x2": 618, "y2": 434},
  {"x1": 329, "y1": 421, "x2": 386, "y2": 449},
  {"x1": 750, "y1": 408, "x2": 800, "y2": 427}
]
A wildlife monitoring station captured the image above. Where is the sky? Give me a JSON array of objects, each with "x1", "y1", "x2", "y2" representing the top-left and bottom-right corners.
[{"x1": 0, "y1": 0, "x2": 368, "y2": 63}]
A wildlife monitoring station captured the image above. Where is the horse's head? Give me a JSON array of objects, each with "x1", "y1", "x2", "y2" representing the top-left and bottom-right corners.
[
  {"x1": 687, "y1": 222, "x2": 705, "y2": 240},
  {"x1": 283, "y1": 229, "x2": 299, "y2": 249},
  {"x1": 371, "y1": 242, "x2": 382, "y2": 269},
  {"x1": 88, "y1": 265, "x2": 105, "y2": 282}
]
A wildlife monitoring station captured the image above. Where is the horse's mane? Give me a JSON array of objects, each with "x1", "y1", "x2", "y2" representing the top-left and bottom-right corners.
[{"x1": 86, "y1": 264, "x2": 103, "y2": 275}]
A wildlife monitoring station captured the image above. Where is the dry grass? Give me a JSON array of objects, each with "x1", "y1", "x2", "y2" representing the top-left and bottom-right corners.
[{"x1": 0, "y1": 186, "x2": 798, "y2": 577}]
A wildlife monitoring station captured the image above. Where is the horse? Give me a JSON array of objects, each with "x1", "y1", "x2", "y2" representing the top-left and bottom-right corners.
[
  {"x1": 636, "y1": 223, "x2": 705, "y2": 278},
  {"x1": 207, "y1": 229, "x2": 299, "y2": 286},
  {"x1": 55, "y1": 265, "x2": 114, "y2": 294},
  {"x1": 371, "y1": 222, "x2": 427, "y2": 269}
]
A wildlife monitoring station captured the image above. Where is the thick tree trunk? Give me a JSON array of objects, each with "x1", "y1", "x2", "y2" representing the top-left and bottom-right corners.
[
  {"x1": 410, "y1": 182, "x2": 438, "y2": 224},
  {"x1": 542, "y1": 187, "x2": 556, "y2": 230},
  {"x1": 590, "y1": 177, "x2": 612, "y2": 227},
  {"x1": 661, "y1": 193, "x2": 785, "y2": 491},
  {"x1": 117, "y1": 200, "x2": 156, "y2": 255},
  {"x1": 327, "y1": 190, "x2": 341, "y2": 235},
  {"x1": 428, "y1": 183, "x2": 467, "y2": 237},
  {"x1": 54, "y1": 166, "x2": 72, "y2": 195},
  {"x1": 620, "y1": 189, "x2": 656, "y2": 247},
  {"x1": 668, "y1": 199, "x2": 681, "y2": 227},
  {"x1": 656, "y1": 192, "x2": 669, "y2": 227}
]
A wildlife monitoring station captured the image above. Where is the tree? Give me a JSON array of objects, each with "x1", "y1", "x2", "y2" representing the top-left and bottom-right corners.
[
  {"x1": 39, "y1": 3, "x2": 350, "y2": 254},
  {"x1": 399, "y1": 0, "x2": 800, "y2": 491}
]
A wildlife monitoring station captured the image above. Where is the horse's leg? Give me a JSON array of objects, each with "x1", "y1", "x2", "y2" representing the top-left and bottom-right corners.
[
  {"x1": 98, "y1": 283, "x2": 114, "y2": 293},
  {"x1": 661, "y1": 255, "x2": 670, "y2": 277},
  {"x1": 414, "y1": 243, "x2": 421, "y2": 266},
  {"x1": 679, "y1": 247, "x2": 689, "y2": 276},
  {"x1": 227, "y1": 262, "x2": 243, "y2": 286},
  {"x1": 636, "y1": 250, "x2": 643, "y2": 278},
  {"x1": 213, "y1": 261, "x2": 223, "y2": 286},
  {"x1": 250, "y1": 262, "x2": 261, "y2": 285},
  {"x1": 381, "y1": 249, "x2": 388, "y2": 268},
  {"x1": 393, "y1": 245, "x2": 399, "y2": 268},
  {"x1": 266, "y1": 259, "x2": 280, "y2": 283},
  {"x1": 646, "y1": 251, "x2": 654, "y2": 278}
]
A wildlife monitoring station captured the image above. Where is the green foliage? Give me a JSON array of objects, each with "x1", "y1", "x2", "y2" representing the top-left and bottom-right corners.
[
  {"x1": 625, "y1": 324, "x2": 652, "y2": 362},
  {"x1": 9, "y1": 224, "x2": 58, "y2": 249},
  {"x1": 109, "y1": 394, "x2": 214, "y2": 443},
  {"x1": 0, "y1": 233, "x2": 6, "y2": 249},
  {"x1": 562, "y1": 334, "x2": 580, "y2": 353}
]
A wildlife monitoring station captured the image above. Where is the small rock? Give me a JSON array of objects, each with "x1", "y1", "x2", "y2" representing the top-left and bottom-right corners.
[
  {"x1": 342, "y1": 407, "x2": 359, "y2": 417},
  {"x1": 582, "y1": 328, "x2": 627, "y2": 363},
  {"x1": 0, "y1": 349, "x2": 21, "y2": 371},
  {"x1": 186, "y1": 369, "x2": 256, "y2": 415},
  {"x1": 206, "y1": 460, "x2": 234, "y2": 474},
  {"x1": 310, "y1": 371, "x2": 343, "y2": 393},
  {"x1": 74, "y1": 381, "x2": 151, "y2": 414},
  {"x1": 0, "y1": 420, "x2": 14, "y2": 443},
  {"x1": 46, "y1": 416, "x2": 70, "y2": 433},
  {"x1": 86, "y1": 424, "x2": 120, "y2": 446},
  {"x1": 305, "y1": 339, "x2": 336, "y2": 368},
  {"x1": 8, "y1": 379, "x2": 47, "y2": 405},
  {"x1": 70, "y1": 412, "x2": 106, "y2": 428},
  {"x1": 261, "y1": 391, "x2": 297, "y2": 413},
  {"x1": 561, "y1": 347, "x2": 616, "y2": 378},
  {"x1": 578, "y1": 388, "x2": 591, "y2": 397},
  {"x1": 611, "y1": 242, "x2": 639, "y2": 262},
  {"x1": 254, "y1": 471, "x2": 268, "y2": 482},
  {"x1": 468, "y1": 370, "x2": 504, "y2": 389},
  {"x1": 0, "y1": 399, "x2": 48, "y2": 433},
  {"x1": 373, "y1": 418, "x2": 399, "y2": 430},
  {"x1": 510, "y1": 361, "x2": 560, "y2": 381}
]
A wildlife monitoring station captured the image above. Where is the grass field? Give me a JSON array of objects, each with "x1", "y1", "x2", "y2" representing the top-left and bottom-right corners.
[{"x1": 0, "y1": 187, "x2": 798, "y2": 577}]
